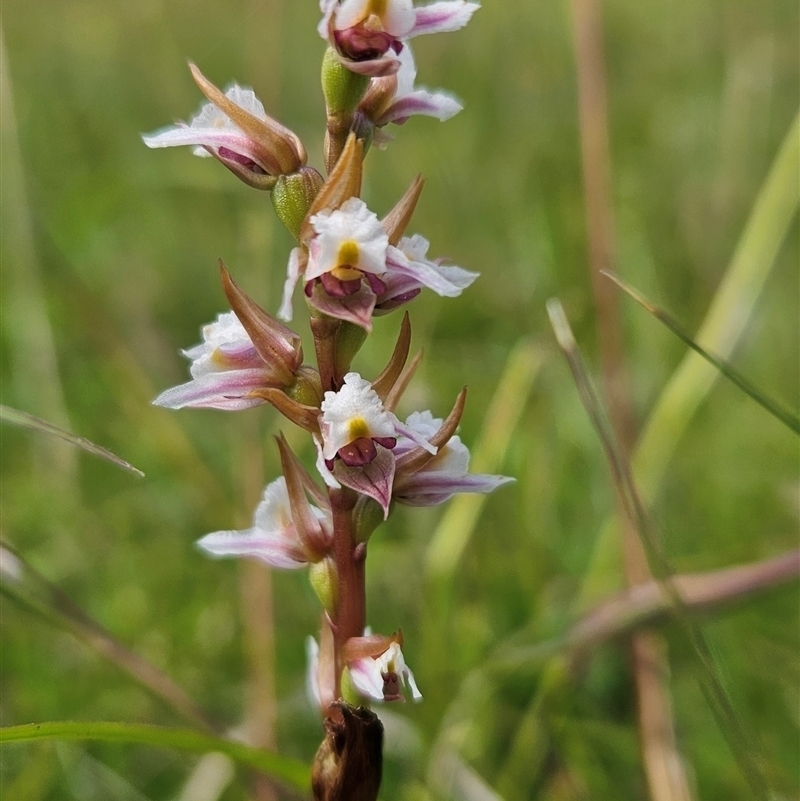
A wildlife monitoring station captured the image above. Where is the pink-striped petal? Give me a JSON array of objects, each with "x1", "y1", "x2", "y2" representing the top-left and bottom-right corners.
[
  {"x1": 196, "y1": 529, "x2": 308, "y2": 569},
  {"x1": 153, "y1": 369, "x2": 269, "y2": 410},
  {"x1": 410, "y1": 1, "x2": 480, "y2": 36},
  {"x1": 377, "y1": 89, "x2": 462, "y2": 125}
]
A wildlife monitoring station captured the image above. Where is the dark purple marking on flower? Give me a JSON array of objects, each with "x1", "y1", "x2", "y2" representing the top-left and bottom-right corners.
[
  {"x1": 217, "y1": 147, "x2": 266, "y2": 174},
  {"x1": 320, "y1": 272, "x2": 363, "y2": 297},
  {"x1": 372, "y1": 436, "x2": 396, "y2": 450},
  {"x1": 338, "y1": 436, "x2": 378, "y2": 467},
  {"x1": 335, "y1": 28, "x2": 402, "y2": 62},
  {"x1": 375, "y1": 288, "x2": 421, "y2": 313},
  {"x1": 382, "y1": 671, "x2": 402, "y2": 701},
  {"x1": 364, "y1": 273, "x2": 388, "y2": 295}
]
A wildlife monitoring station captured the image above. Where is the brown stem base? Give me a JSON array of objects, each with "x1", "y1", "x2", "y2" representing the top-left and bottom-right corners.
[{"x1": 312, "y1": 701, "x2": 383, "y2": 801}]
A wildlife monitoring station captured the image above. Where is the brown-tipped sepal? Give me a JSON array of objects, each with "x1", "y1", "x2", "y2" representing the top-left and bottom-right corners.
[
  {"x1": 381, "y1": 175, "x2": 425, "y2": 247},
  {"x1": 276, "y1": 433, "x2": 332, "y2": 560},
  {"x1": 189, "y1": 62, "x2": 306, "y2": 176},
  {"x1": 220, "y1": 262, "x2": 303, "y2": 386},
  {"x1": 303, "y1": 134, "x2": 364, "y2": 244},
  {"x1": 247, "y1": 387, "x2": 322, "y2": 433},
  {"x1": 371, "y1": 312, "x2": 411, "y2": 401}
]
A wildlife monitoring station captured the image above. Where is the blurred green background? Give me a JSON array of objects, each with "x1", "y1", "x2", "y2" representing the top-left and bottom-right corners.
[{"x1": 1, "y1": 0, "x2": 798, "y2": 799}]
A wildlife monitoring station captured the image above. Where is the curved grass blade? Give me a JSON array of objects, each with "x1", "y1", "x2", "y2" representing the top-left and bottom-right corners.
[
  {"x1": 603, "y1": 272, "x2": 799, "y2": 435},
  {"x1": 0, "y1": 542, "x2": 212, "y2": 732},
  {"x1": 0, "y1": 405, "x2": 144, "y2": 477},
  {"x1": 0, "y1": 721, "x2": 310, "y2": 794},
  {"x1": 547, "y1": 298, "x2": 771, "y2": 800}
]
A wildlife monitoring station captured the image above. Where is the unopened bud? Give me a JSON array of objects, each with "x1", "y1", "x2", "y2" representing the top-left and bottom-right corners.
[
  {"x1": 272, "y1": 167, "x2": 325, "y2": 240},
  {"x1": 353, "y1": 496, "x2": 384, "y2": 544},
  {"x1": 321, "y1": 48, "x2": 371, "y2": 120},
  {"x1": 309, "y1": 558, "x2": 339, "y2": 616},
  {"x1": 286, "y1": 366, "x2": 324, "y2": 408},
  {"x1": 335, "y1": 321, "x2": 369, "y2": 377}
]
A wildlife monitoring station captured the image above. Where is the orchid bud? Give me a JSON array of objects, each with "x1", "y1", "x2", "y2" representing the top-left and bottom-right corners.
[
  {"x1": 353, "y1": 495, "x2": 383, "y2": 544},
  {"x1": 322, "y1": 47, "x2": 371, "y2": 120},
  {"x1": 286, "y1": 365, "x2": 324, "y2": 409},
  {"x1": 335, "y1": 322, "x2": 369, "y2": 377},
  {"x1": 309, "y1": 558, "x2": 339, "y2": 616},
  {"x1": 272, "y1": 167, "x2": 325, "y2": 240}
]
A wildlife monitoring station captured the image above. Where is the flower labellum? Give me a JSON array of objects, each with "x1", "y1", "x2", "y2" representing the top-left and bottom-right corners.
[
  {"x1": 319, "y1": 0, "x2": 480, "y2": 77},
  {"x1": 315, "y1": 372, "x2": 435, "y2": 515},
  {"x1": 344, "y1": 632, "x2": 422, "y2": 702}
]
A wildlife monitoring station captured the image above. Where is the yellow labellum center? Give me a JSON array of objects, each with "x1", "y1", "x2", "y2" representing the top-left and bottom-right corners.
[
  {"x1": 333, "y1": 239, "x2": 363, "y2": 281},
  {"x1": 347, "y1": 417, "x2": 371, "y2": 441}
]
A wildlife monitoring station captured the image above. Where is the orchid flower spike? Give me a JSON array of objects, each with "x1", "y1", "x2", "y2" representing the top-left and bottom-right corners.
[
  {"x1": 319, "y1": 0, "x2": 480, "y2": 77},
  {"x1": 344, "y1": 632, "x2": 422, "y2": 702},
  {"x1": 143, "y1": 63, "x2": 306, "y2": 189},
  {"x1": 359, "y1": 46, "x2": 463, "y2": 147},
  {"x1": 196, "y1": 476, "x2": 333, "y2": 569}
]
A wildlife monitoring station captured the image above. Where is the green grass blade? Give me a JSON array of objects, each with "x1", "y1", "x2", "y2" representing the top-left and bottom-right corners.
[
  {"x1": 603, "y1": 272, "x2": 799, "y2": 435},
  {"x1": 0, "y1": 405, "x2": 145, "y2": 477},
  {"x1": 0, "y1": 721, "x2": 310, "y2": 793},
  {"x1": 546, "y1": 298, "x2": 771, "y2": 800},
  {"x1": 633, "y1": 109, "x2": 800, "y2": 502}
]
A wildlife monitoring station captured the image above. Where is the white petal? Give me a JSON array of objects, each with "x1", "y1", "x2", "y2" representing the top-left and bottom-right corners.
[
  {"x1": 348, "y1": 658, "x2": 385, "y2": 701},
  {"x1": 314, "y1": 435, "x2": 342, "y2": 489},
  {"x1": 320, "y1": 372, "x2": 398, "y2": 458},
  {"x1": 279, "y1": 247, "x2": 303, "y2": 321},
  {"x1": 306, "y1": 637, "x2": 322, "y2": 709},
  {"x1": 333, "y1": 0, "x2": 372, "y2": 29},
  {"x1": 307, "y1": 198, "x2": 388, "y2": 280}
]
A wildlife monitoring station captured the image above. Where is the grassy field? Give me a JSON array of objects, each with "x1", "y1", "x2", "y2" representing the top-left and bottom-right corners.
[{"x1": 1, "y1": 0, "x2": 798, "y2": 799}]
